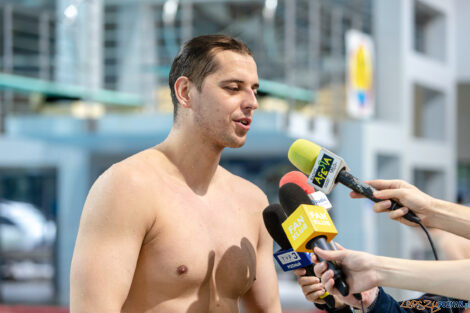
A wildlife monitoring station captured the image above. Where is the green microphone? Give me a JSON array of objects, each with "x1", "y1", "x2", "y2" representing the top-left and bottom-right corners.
[{"x1": 288, "y1": 139, "x2": 420, "y2": 224}]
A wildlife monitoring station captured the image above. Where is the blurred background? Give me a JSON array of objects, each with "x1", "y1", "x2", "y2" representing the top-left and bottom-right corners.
[{"x1": 0, "y1": 0, "x2": 469, "y2": 311}]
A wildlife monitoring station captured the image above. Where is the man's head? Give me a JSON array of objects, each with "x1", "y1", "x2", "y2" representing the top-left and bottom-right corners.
[
  {"x1": 169, "y1": 34, "x2": 254, "y2": 121},
  {"x1": 169, "y1": 35, "x2": 259, "y2": 148}
]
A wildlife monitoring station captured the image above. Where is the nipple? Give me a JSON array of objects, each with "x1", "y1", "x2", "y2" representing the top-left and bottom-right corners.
[{"x1": 176, "y1": 265, "x2": 188, "y2": 275}]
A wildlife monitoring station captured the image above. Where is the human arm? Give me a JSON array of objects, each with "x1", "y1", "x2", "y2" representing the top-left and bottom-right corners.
[
  {"x1": 295, "y1": 268, "x2": 460, "y2": 313},
  {"x1": 350, "y1": 179, "x2": 470, "y2": 239},
  {"x1": 241, "y1": 196, "x2": 282, "y2": 313},
  {"x1": 434, "y1": 230, "x2": 470, "y2": 260},
  {"x1": 313, "y1": 245, "x2": 470, "y2": 301},
  {"x1": 364, "y1": 287, "x2": 459, "y2": 313},
  {"x1": 424, "y1": 198, "x2": 470, "y2": 239},
  {"x1": 70, "y1": 165, "x2": 155, "y2": 312}
]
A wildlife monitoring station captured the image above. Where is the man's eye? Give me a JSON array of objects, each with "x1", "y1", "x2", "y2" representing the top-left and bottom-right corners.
[{"x1": 225, "y1": 86, "x2": 239, "y2": 91}]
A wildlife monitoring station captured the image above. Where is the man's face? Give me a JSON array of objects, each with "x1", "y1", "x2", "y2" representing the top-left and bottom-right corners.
[{"x1": 189, "y1": 50, "x2": 259, "y2": 149}]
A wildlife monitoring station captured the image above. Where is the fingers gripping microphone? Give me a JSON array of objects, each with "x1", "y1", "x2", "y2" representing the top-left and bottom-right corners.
[
  {"x1": 262, "y1": 204, "x2": 336, "y2": 309},
  {"x1": 278, "y1": 183, "x2": 351, "y2": 297},
  {"x1": 287, "y1": 139, "x2": 420, "y2": 224}
]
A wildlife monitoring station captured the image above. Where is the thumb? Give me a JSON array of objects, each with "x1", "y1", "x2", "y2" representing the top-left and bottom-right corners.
[
  {"x1": 313, "y1": 247, "x2": 345, "y2": 262},
  {"x1": 293, "y1": 268, "x2": 306, "y2": 277}
]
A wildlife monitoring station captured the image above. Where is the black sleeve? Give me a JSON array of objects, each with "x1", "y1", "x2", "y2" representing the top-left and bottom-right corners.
[
  {"x1": 368, "y1": 287, "x2": 465, "y2": 313},
  {"x1": 315, "y1": 302, "x2": 353, "y2": 313}
]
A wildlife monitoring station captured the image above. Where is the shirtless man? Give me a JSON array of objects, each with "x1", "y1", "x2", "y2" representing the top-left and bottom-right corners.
[{"x1": 70, "y1": 35, "x2": 282, "y2": 313}]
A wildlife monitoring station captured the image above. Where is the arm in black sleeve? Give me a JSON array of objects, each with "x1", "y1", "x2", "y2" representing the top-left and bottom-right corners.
[
  {"x1": 368, "y1": 287, "x2": 465, "y2": 313},
  {"x1": 315, "y1": 302, "x2": 353, "y2": 313}
]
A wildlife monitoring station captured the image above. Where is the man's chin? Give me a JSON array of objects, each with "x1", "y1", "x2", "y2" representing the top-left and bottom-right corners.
[
  {"x1": 225, "y1": 137, "x2": 246, "y2": 149},
  {"x1": 226, "y1": 142, "x2": 245, "y2": 149}
]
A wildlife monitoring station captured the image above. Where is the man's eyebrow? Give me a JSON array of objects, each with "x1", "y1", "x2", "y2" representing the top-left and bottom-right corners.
[{"x1": 220, "y1": 79, "x2": 259, "y2": 89}]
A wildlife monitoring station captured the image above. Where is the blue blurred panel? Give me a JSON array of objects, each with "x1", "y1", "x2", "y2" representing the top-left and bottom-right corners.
[{"x1": 6, "y1": 112, "x2": 295, "y2": 156}]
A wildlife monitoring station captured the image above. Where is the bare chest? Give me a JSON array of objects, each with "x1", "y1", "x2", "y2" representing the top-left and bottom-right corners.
[{"x1": 130, "y1": 188, "x2": 260, "y2": 306}]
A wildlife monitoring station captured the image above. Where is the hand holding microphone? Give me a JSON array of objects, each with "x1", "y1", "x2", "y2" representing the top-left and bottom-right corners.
[
  {"x1": 262, "y1": 203, "x2": 337, "y2": 309},
  {"x1": 287, "y1": 139, "x2": 421, "y2": 224},
  {"x1": 287, "y1": 139, "x2": 443, "y2": 260},
  {"x1": 311, "y1": 246, "x2": 381, "y2": 309},
  {"x1": 263, "y1": 205, "x2": 338, "y2": 309},
  {"x1": 313, "y1": 244, "x2": 470, "y2": 302},
  {"x1": 349, "y1": 179, "x2": 436, "y2": 227}
]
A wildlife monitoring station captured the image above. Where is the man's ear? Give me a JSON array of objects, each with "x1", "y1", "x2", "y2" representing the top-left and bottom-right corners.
[{"x1": 174, "y1": 76, "x2": 192, "y2": 109}]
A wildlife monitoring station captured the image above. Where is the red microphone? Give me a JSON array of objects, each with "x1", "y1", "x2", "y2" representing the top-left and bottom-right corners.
[
  {"x1": 279, "y1": 171, "x2": 315, "y2": 193},
  {"x1": 280, "y1": 171, "x2": 332, "y2": 210}
]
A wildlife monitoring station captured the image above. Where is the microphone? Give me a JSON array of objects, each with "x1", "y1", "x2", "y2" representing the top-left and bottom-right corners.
[
  {"x1": 280, "y1": 171, "x2": 332, "y2": 210},
  {"x1": 262, "y1": 204, "x2": 336, "y2": 309},
  {"x1": 287, "y1": 139, "x2": 420, "y2": 224},
  {"x1": 280, "y1": 171, "x2": 339, "y2": 253},
  {"x1": 278, "y1": 183, "x2": 353, "y2": 297}
]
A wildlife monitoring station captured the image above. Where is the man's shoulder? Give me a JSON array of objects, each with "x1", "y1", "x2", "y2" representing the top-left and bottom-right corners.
[
  {"x1": 105, "y1": 149, "x2": 167, "y2": 185},
  {"x1": 88, "y1": 149, "x2": 167, "y2": 205},
  {"x1": 83, "y1": 151, "x2": 161, "y2": 227},
  {"x1": 100, "y1": 157, "x2": 149, "y2": 189}
]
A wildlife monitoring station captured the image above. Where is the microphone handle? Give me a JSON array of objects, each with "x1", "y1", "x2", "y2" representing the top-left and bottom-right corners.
[
  {"x1": 307, "y1": 236, "x2": 349, "y2": 297},
  {"x1": 328, "y1": 241, "x2": 361, "y2": 301},
  {"x1": 336, "y1": 170, "x2": 421, "y2": 224}
]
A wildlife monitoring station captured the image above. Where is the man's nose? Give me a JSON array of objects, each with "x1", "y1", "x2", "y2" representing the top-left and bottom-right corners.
[{"x1": 242, "y1": 89, "x2": 258, "y2": 111}]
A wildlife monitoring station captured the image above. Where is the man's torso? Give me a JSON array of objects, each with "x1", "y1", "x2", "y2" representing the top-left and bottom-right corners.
[{"x1": 120, "y1": 149, "x2": 263, "y2": 313}]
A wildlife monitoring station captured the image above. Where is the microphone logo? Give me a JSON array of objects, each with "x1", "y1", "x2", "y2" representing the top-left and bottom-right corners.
[
  {"x1": 282, "y1": 204, "x2": 338, "y2": 252},
  {"x1": 286, "y1": 214, "x2": 309, "y2": 241},
  {"x1": 307, "y1": 149, "x2": 346, "y2": 194},
  {"x1": 310, "y1": 191, "x2": 332, "y2": 210},
  {"x1": 312, "y1": 154, "x2": 333, "y2": 187},
  {"x1": 309, "y1": 211, "x2": 332, "y2": 226},
  {"x1": 273, "y1": 248, "x2": 314, "y2": 271},
  {"x1": 277, "y1": 251, "x2": 302, "y2": 264}
]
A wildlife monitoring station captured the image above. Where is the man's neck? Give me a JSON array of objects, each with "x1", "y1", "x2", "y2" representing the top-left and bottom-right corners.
[{"x1": 156, "y1": 127, "x2": 223, "y2": 195}]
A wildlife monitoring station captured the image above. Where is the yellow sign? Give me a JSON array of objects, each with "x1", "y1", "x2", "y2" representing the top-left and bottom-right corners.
[{"x1": 346, "y1": 29, "x2": 374, "y2": 119}]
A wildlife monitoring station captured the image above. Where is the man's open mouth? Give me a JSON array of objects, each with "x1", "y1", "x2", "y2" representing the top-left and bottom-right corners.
[{"x1": 235, "y1": 118, "x2": 251, "y2": 126}]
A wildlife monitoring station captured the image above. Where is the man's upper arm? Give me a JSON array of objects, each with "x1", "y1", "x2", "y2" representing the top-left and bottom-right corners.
[
  {"x1": 242, "y1": 194, "x2": 282, "y2": 313},
  {"x1": 70, "y1": 165, "x2": 154, "y2": 312}
]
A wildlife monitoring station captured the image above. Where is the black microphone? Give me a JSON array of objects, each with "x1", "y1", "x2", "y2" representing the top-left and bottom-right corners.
[
  {"x1": 262, "y1": 204, "x2": 336, "y2": 309},
  {"x1": 279, "y1": 183, "x2": 362, "y2": 301}
]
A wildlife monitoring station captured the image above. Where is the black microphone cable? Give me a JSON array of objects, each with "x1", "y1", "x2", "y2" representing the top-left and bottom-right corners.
[{"x1": 416, "y1": 220, "x2": 439, "y2": 261}]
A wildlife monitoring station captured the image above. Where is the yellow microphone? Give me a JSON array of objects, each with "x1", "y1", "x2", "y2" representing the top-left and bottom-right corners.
[
  {"x1": 282, "y1": 203, "x2": 338, "y2": 252},
  {"x1": 279, "y1": 183, "x2": 351, "y2": 297}
]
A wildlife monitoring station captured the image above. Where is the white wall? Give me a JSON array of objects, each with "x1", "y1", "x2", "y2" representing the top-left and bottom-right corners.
[{"x1": 456, "y1": 0, "x2": 470, "y2": 82}]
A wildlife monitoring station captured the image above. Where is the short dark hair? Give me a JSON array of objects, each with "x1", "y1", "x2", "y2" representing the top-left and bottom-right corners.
[{"x1": 169, "y1": 34, "x2": 253, "y2": 120}]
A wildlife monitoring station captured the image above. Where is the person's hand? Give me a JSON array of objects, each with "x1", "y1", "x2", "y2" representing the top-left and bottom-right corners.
[
  {"x1": 312, "y1": 244, "x2": 380, "y2": 308},
  {"x1": 350, "y1": 179, "x2": 436, "y2": 227},
  {"x1": 292, "y1": 268, "x2": 330, "y2": 305}
]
